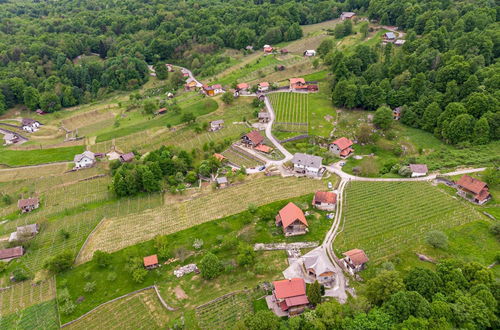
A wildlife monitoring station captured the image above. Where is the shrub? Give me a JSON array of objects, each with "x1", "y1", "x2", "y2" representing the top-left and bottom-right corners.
[
  {"x1": 107, "y1": 272, "x2": 117, "y2": 282},
  {"x1": 237, "y1": 243, "x2": 256, "y2": 267},
  {"x1": 426, "y1": 230, "x2": 448, "y2": 249},
  {"x1": 193, "y1": 238, "x2": 204, "y2": 250},
  {"x1": 60, "y1": 300, "x2": 76, "y2": 315},
  {"x1": 12, "y1": 268, "x2": 29, "y2": 281},
  {"x1": 44, "y1": 251, "x2": 74, "y2": 274},
  {"x1": 199, "y1": 252, "x2": 223, "y2": 279},
  {"x1": 58, "y1": 229, "x2": 70, "y2": 240},
  {"x1": 248, "y1": 203, "x2": 257, "y2": 214},
  {"x1": 84, "y1": 281, "x2": 96, "y2": 293},
  {"x1": 132, "y1": 268, "x2": 148, "y2": 283},
  {"x1": 490, "y1": 223, "x2": 500, "y2": 239},
  {"x1": 93, "y1": 250, "x2": 112, "y2": 268}
]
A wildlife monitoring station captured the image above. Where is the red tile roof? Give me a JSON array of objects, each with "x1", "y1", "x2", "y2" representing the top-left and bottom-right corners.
[
  {"x1": 409, "y1": 164, "x2": 428, "y2": 173},
  {"x1": 243, "y1": 130, "x2": 264, "y2": 145},
  {"x1": 143, "y1": 255, "x2": 159, "y2": 267},
  {"x1": 237, "y1": 83, "x2": 249, "y2": 90},
  {"x1": 340, "y1": 147, "x2": 353, "y2": 157},
  {"x1": 343, "y1": 249, "x2": 368, "y2": 266},
  {"x1": 120, "y1": 152, "x2": 135, "y2": 162},
  {"x1": 314, "y1": 191, "x2": 337, "y2": 204},
  {"x1": 17, "y1": 197, "x2": 39, "y2": 209},
  {"x1": 213, "y1": 153, "x2": 226, "y2": 161},
  {"x1": 0, "y1": 246, "x2": 24, "y2": 260},
  {"x1": 285, "y1": 295, "x2": 309, "y2": 308},
  {"x1": 273, "y1": 278, "x2": 306, "y2": 299},
  {"x1": 254, "y1": 144, "x2": 272, "y2": 153},
  {"x1": 289, "y1": 78, "x2": 305, "y2": 85},
  {"x1": 332, "y1": 137, "x2": 353, "y2": 150},
  {"x1": 475, "y1": 189, "x2": 491, "y2": 202},
  {"x1": 212, "y1": 84, "x2": 222, "y2": 89},
  {"x1": 456, "y1": 175, "x2": 487, "y2": 194},
  {"x1": 278, "y1": 202, "x2": 308, "y2": 228},
  {"x1": 259, "y1": 82, "x2": 269, "y2": 87}
]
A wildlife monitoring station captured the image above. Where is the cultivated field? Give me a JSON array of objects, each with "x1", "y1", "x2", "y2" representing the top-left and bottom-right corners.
[
  {"x1": 65, "y1": 288, "x2": 169, "y2": 330},
  {"x1": 221, "y1": 149, "x2": 263, "y2": 168},
  {"x1": 77, "y1": 176, "x2": 327, "y2": 262},
  {"x1": 0, "y1": 163, "x2": 68, "y2": 182},
  {"x1": 0, "y1": 300, "x2": 58, "y2": 330},
  {"x1": 195, "y1": 290, "x2": 262, "y2": 329},
  {"x1": 268, "y1": 92, "x2": 309, "y2": 133},
  {"x1": 0, "y1": 278, "x2": 56, "y2": 316},
  {"x1": 62, "y1": 108, "x2": 116, "y2": 131},
  {"x1": 335, "y1": 182, "x2": 483, "y2": 261}
]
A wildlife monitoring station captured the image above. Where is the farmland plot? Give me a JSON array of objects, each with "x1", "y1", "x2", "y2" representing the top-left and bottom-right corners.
[
  {"x1": 78, "y1": 176, "x2": 327, "y2": 262},
  {"x1": 62, "y1": 109, "x2": 116, "y2": 131},
  {"x1": 268, "y1": 92, "x2": 309, "y2": 133},
  {"x1": 336, "y1": 182, "x2": 483, "y2": 261},
  {"x1": 221, "y1": 149, "x2": 262, "y2": 168},
  {"x1": 0, "y1": 163, "x2": 67, "y2": 182},
  {"x1": 0, "y1": 278, "x2": 56, "y2": 317},
  {"x1": 195, "y1": 290, "x2": 262, "y2": 329},
  {"x1": 0, "y1": 300, "x2": 58, "y2": 330},
  {"x1": 65, "y1": 288, "x2": 168, "y2": 330}
]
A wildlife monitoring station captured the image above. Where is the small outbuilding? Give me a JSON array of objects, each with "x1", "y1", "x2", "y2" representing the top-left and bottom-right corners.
[
  {"x1": 394, "y1": 39, "x2": 406, "y2": 46},
  {"x1": 9, "y1": 224, "x2": 39, "y2": 243},
  {"x1": 275, "y1": 202, "x2": 308, "y2": 236},
  {"x1": 329, "y1": 137, "x2": 354, "y2": 158},
  {"x1": 383, "y1": 32, "x2": 396, "y2": 41},
  {"x1": 21, "y1": 118, "x2": 40, "y2": 132},
  {"x1": 213, "y1": 153, "x2": 226, "y2": 162},
  {"x1": 258, "y1": 111, "x2": 270, "y2": 123},
  {"x1": 304, "y1": 50, "x2": 316, "y2": 57},
  {"x1": 456, "y1": 175, "x2": 491, "y2": 205},
  {"x1": 209, "y1": 119, "x2": 224, "y2": 131},
  {"x1": 258, "y1": 82, "x2": 270, "y2": 92},
  {"x1": 263, "y1": 45, "x2": 273, "y2": 53},
  {"x1": 409, "y1": 164, "x2": 428, "y2": 177},
  {"x1": 236, "y1": 83, "x2": 249, "y2": 91},
  {"x1": 393, "y1": 106, "x2": 402, "y2": 120},
  {"x1": 0, "y1": 246, "x2": 24, "y2": 262},
  {"x1": 342, "y1": 249, "x2": 368, "y2": 275},
  {"x1": 289, "y1": 78, "x2": 307, "y2": 91},
  {"x1": 312, "y1": 191, "x2": 337, "y2": 211},
  {"x1": 17, "y1": 197, "x2": 39, "y2": 213},
  {"x1": 216, "y1": 176, "x2": 228, "y2": 188},
  {"x1": 74, "y1": 150, "x2": 96, "y2": 169},
  {"x1": 119, "y1": 152, "x2": 135, "y2": 163},
  {"x1": 340, "y1": 12, "x2": 356, "y2": 20},
  {"x1": 3, "y1": 133, "x2": 19, "y2": 145},
  {"x1": 143, "y1": 255, "x2": 159, "y2": 269}
]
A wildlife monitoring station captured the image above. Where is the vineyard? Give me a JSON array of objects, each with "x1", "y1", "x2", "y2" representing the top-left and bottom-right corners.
[
  {"x1": 335, "y1": 182, "x2": 483, "y2": 261},
  {"x1": 0, "y1": 163, "x2": 68, "y2": 182},
  {"x1": 0, "y1": 278, "x2": 56, "y2": 316},
  {"x1": 65, "y1": 288, "x2": 169, "y2": 330},
  {"x1": 195, "y1": 290, "x2": 262, "y2": 329},
  {"x1": 77, "y1": 176, "x2": 327, "y2": 262},
  {"x1": 268, "y1": 92, "x2": 309, "y2": 133},
  {"x1": 0, "y1": 300, "x2": 58, "y2": 329},
  {"x1": 222, "y1": 148, "x2": 264, "y2": 168}
]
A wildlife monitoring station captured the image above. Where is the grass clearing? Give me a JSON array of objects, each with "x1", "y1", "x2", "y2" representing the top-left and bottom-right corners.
[
  {"x1": 0, "y1": 145, "x2": 85, "y2": 166},
  {"x1": 77, "y1": 175, "x2": 331, "y2": 263},
  {"x1": 335, "y1": 181, "x2": 486, "y2": 262},
  {"x1": 0, "y1": 163, "x2": 68, "y2": 182},
  {"x1": 65, "y1": 288, "x2": 169, "y2": 330}
]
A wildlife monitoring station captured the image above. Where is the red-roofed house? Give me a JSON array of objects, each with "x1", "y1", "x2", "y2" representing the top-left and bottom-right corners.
[
  {"x1": 272, "y1": 278, "x2": 309, "y2": 315},
  {"x1": 144, "y1": 255, "x2": 159, "y2": 269},
  {"x1": 17, "y1": 197, "x2": 39, "y2": 213},
  {"x1": 342, "y1": 249, "x2": 368, "y2": 274},
  {"x1": 254, "y1": 144, "x2": 273, "y2": 154},
  {"x1": 456, "y1": 175, "x2": 491, "y2": 205},
  {"x1": 329, "y1": 137, "x2": 354, "y2": 158},
  {"x1": 242, "y1": 130, "x2": 264, "y2": 147},
  {"x1": 263, "y1": 45, "x2": 273, "y2": 53},
  {"x1": 289, "y1": 78, "x2": 307, "y2": 91},
  {"x1": 312, "y1": 191, "x2": 337, "y2": 211},
  {"x1": 237, "y1": 83, "x2": 249, "y2": 91},
  {"x1": 258, "y1": 82, "x2": 270, "y2": 92},
  {"x1": 275, "y1": 202, "x2": 308, "y2": 236}
]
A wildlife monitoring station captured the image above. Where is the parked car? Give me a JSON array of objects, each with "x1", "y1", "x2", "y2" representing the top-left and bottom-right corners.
[
  {"x1": 328, "y1": 182, "x2": 333, "y2": 189},
  {"x1": 258, "y1": 165, "x2": 266, "y2": 171}
]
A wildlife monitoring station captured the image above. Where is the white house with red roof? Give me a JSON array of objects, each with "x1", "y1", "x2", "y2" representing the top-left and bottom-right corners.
[
  {"x1": 258, "y1": 82, "x2": 270, "y2": 92},
  {"x1": 275, "y1": 202, "x2": 308, "y2": 236},
  {"x1": 456, "y1": 175, "x2": 491, "y2": 205},
  {"x1": 270, "y1": 278, "x2": 309, "y2": 316},
  {"x1": 341, "y1": 249, "x2": 369, "y2": 275},
  {"x1": 312, "y1": 191, "x2": 337, "y2": 211},
  {"x1": 329, "y1": 137, "x2": 354, "y2": 158},
  {"x1": 289, "y1": 78, "x2": 307, "y2": 91},
  {"x1": 236, "y1": 83, "x2": 249, "y2": 91}
]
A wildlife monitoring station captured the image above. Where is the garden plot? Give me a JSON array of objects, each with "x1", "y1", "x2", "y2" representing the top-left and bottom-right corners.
[
  {"x1": 221, "y1": 149, "x2": 262, "y2": 168},
  {"x1": 0, "y1": 299, "x2": 58, "y2": 330},
  {"x1": 195, "y1": 290, "x2": 262, "y2": 329},
  {"x1": 0, "y1": 277, "x2": 56, "y2": 317},
  {"x1": 78, "y1": 176, "x2": 326, "y2": 262},
  {"x1": 65, "y1": 288, "x2": 169, "y2": 330},
  {"x1": 335, "y1": 182, "x2": 483, "y2": 261},
  {"x1": 62, "y1": 109, "x2": 117, "y2": 131},
  {"x1": 0, "y1": 163, "x2": 67, "y2": 182},
  {"x1": 268, "y1": 92, "x2": 308, "y2": 133}
]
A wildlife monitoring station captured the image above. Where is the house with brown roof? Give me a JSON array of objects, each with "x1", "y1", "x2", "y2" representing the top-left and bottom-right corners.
[
  {"x1": 303, "y1": 251, "x2": 335, "y2": 286},
  {"x1": 254, "y1": 144, "x2": 272, "y2": 154},
  {"x1": 156, "y1": 108, "x2": 167, "y2": 115},
  {"x1": 143, "y1": 255, "x2": 159, "y2": 269},
  {"x1": 0, "y1": 246, "x2": 24, "y2": 262},
  {"x1": 289, "y1": 78, "x2": 307, "y2": 91},
  {"x1": 209, "y1": 120, "x2": 224, "y2": 131},
  {"x1": 263, "y1": 45, "x2": 273, "y2": 53},
  {"x1": 242, "y1": 130, "x2": 264, "y2": 147},
  {"x1": 17, "y1": 197, "x2": 39, "y2": 213},
  {"x1": 456, "y1": 175, "x2": 491, "y2": 205},
  {"x1": 213, "y1": 153, "x2": 226, "y2": 162},
  {"x1": 409, "y1": 164, "x2": 428, "y2": 177},
  {"x1": 329, "y1": 137, "x2": 354, "y2": 158},
  {"x1": 340, "y1": 12, "x2": 356, "y2": 20},
  {"x1": 119, "y1": 152, "x2": 135, "y2": 163},
  {"x1": 270, "y1": 278, "x2": 309, "y2": 316},
  {"x1": 236, "y1": 83, "x2": 249, "y2": 91},
  {"x1": 312, "y1": 191, "x2": 337, "y2": 211},
  {"x1": 216, "y1": 176, "x2": 228, "y2": 188},
  {"x1": 74, "y1": 150, "x2": 96, "y2": 169},
  {"x1": 275, "y1": 202, "x2": 308, "y2": 236},
  {"x1": 21, "y1": 118, "x2": 41, "y2": 132},
  {"x1": 342, "y1": 249, "x2": 368, "y2": 275},
  {"x1": 258, "y1": 82, "x2": 270, "y2": 92}
]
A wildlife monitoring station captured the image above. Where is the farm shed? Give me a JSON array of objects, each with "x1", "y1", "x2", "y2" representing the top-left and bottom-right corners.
[
  {"x1": 9, "y1": 223, "x2": 39, "y2": 243},
  {"x1": 275, "y1": 202, "x2": 308, "y2": 236},
  {"x1": 74, "y1": 150, "x2": 96, "y2": 169},
  {"x1": 143, "y1": 255, "x2": 159, "y2": 269},
  {"x1": 0, "y1": 246, "x2": 24, "y2": 262},
  {"x1": 409, "y1": 164, "x2": 428, "y2": 177},
  {"x1": 17, "y1": 197, "x2": 39, "y2": 213},
  {"x1": 21, "y1": 118, "x2": 41, "y2": 132},
  {"x1": 258, "y1": 82, "x2": 270, "y2": 92},
  {"x1": 329, "y1": 137, "x2": 354, "y2": 158},
  {"x1": 209, "y1": 119, "x2": 224, "y2": 131},
  {"x1": 119, "y1": 152, "x2": 135, "y2": 163},
  {"x1": 340, "y1": 12, "x2": 356, "y2": 20},
  {"x1": 342, "y1": 249, "x2": 368, "y2": 275},
  {"x1": 3, "y1": 133, "x2": 19, "y2": 145},
  {"x1": 216, "y1": 176, "x2": 228, "y2": 188},
  {"x1": 242, "y1": 130, "x2": 264, "y2": 147},
  {"x1": 456, "y1": 175, "x2": 491, "y2": 205},
  {"x1": 312, "y1": 191, "x2": 337, "y2": 211},
  {"x1": 258, "y1": 111, "x2": 270, "y2": 123}
]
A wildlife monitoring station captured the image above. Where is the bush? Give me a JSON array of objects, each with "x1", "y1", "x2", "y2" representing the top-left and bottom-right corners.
[
  {"x1": 84, "y1": 281, "x2": 96, "y2": 293},
  {"x1": 193, "y1": 238, "x2": 204, "y2": 250},
  {"x1": 12, "y1": 268, "x2": 29, "y2": 281},
  {"x1": 199, "y1": 252, "x2": 223, "y2": 279},
  {"x1": 93, "y1": 250, "x2": 112, "y2": 268},
  {"x1": 107, "y1": 272, "x2": 117, "y2": 282},
  {"x1": 44, "y1": 251, "x2": 74, "y2": 274},
  {"x1": 60, "y1": 300, "x2": 76, "y2": 315},
  {"x1": 490, "y1": 223, "x2": 500, "y2": 239},
  {"x1": 426, "y1": 230, "x2": 448, "y2": 249},
  {"x1": 221, "y1": 91, "x2": 234, "y2": 105},
  {"x1": 58, "y1": 229, "x2": 70, "y2": 240},
  {"x1": 132, "y1": 268, "x2": 148, "y2": 283},
  {"x1": 237, "y1": 243, "x2": 256, "y2": 267}
]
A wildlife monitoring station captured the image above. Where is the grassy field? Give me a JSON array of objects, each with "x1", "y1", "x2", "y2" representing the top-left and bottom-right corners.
[
  {"x1": 65, "y1": 289, "x2": 169, "y2": 329},
  {"x1": 0, "y1": 299, "x2": 59, "y2": 330},
  {"x1": 335, "y1": 182, "x2": 489, "y2": 263},
  {"x1": 0, "y1": 278, "x2": 56, "y2": 316},
  {"x1": 269, "y1": 92, "x2": 309, "y2": 133},
  {"x1": 0, "y1": 163, "x2": 68, "y2": 182},
  {"x1": 0, "y1": 145, "x2": 85, "y2": 166},
  {"x1": 77, "y1": 175, "x2": 331, "y2": 263},
  {"x1": 195, "y1": 289, "x2": 263, "y2": 329}
]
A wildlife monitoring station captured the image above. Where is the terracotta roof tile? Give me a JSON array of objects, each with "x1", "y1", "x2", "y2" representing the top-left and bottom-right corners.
[
  {"x1": 313, "y1": 191, "x2": 337, "y2": 204},
  {"x1": 343, "y1": 249, "x2": 368, "y2": 266},
  {"x1": 456, "y1": 175, "x2": 487, "y2": 195},
  {"x1": 278, "y1": 202, "x2": 308, "y2": 228},
  {"x1": 273, "y1": 278, "x2": 306, "y2": 299},
  {"x1": 143, "y1": 255, "x2": 158, "y2": 267},
  {"x1": 332, "y1": 137, "x2": 353, "y2": 150}
]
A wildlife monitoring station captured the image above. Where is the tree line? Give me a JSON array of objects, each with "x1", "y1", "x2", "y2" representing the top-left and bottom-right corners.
[
  {"x1": 0, "y1": 0, "x2": 364, "y2": 114},
  {"x1": 326, "y1": 0, "x2": 498, "y2": 145}
]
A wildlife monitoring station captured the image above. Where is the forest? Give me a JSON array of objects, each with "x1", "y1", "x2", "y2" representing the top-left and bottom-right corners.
[
  {"x1": 0, "y1": 0, "x2": 360, "y2": 114},
  {"x1": 328, "y1": 0, "x2": 499, "y2": 145}
]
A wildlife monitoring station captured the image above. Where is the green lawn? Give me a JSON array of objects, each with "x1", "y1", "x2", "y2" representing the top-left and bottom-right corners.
[
  {"x1": 57, "y1": 193, "x2": 331, "y2": 324},
  {"x1": 213, "y1": 55, "x2": 283, "y2": 86},
  {"x1": 96, "y1": 98, "x2": 218, "y2": 142},
  {"x1": 0, "y1": 145, "x2": 85, "y2": 166}
]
